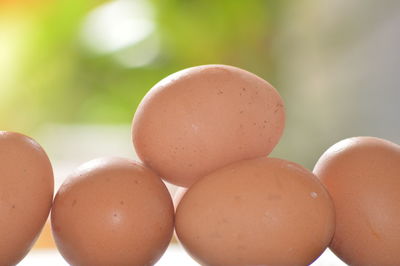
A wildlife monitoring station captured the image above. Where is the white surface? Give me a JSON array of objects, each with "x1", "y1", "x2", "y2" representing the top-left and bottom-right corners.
[{"x1": 20, "y1": 245, "x2": 346, "y2": 265}]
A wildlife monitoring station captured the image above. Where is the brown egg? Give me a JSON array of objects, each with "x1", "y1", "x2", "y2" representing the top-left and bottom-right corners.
[
  {"x1": 132, "y1": 64, "x2": 285, "y2": 187},
  {"x1": 0, "y1": 131, "x2": 54, "y2": 265},
  {"x1": 175, "y1": 157, "x2": 335, "y2": 265},
  {"x1": 51, "y1": 157, "x2": 174, "y2": 266},
  {"x1": 313, "y1": 136, "x2": 400, "y2": 265}
]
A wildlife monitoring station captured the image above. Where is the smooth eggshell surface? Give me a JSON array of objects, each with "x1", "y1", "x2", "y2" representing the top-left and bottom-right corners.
[
  {"x1": 175, "y1": 157, "x2": 335, "y2": 266},
  {"x1": 132, "y1": 64, "x2": 285, "y2": 187},
  {"x1": 51, "y1": 157, "x2": 174, "y2": 266},
  {"x1": 313, "y1": 136, "x2": 400, "y2": 265},
  {"x1": 0, "y1": 131, "x2": 54, "y2": 266}
]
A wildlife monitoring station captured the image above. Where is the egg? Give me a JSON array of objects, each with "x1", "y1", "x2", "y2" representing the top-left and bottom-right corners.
[
  {"x1": 175, "y1": 157, "x2": 335, "y2": 265},
  {"x1": 0, "y1": 131, "x2": 54, "y2": 265},
  {"x1": 51, "y1": 157, "x2": 174, "y2": 266},
  {"x1": 132, "y1": 64, "x2": 285, "y2": 187},
  {"x1": 313, "y1": 136, "x2": 400, "y2": 265}
]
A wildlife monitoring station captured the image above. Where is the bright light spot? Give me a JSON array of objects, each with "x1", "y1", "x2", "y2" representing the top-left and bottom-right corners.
[
  {"x1": 154, "y1": 68, "x2": 193, "y2": 87},
  {"x1": 328, "y1": 138, "x2": 355, "y2": 154},
  {"x1": 310, "y1": 192, "x2": 318, "y2": 199},
  {"x1": 81, "y1": 0, "x2": 155, "y2": 54},
  {"x1": 191, "y1": 123, "x2": 199, "y2": 131},
  {"x1": 114, "y1": 33, "x2": 159, "y2": 68},
  {"x1": 0, "y1": 18, "x2": 26, "y2": 96}
]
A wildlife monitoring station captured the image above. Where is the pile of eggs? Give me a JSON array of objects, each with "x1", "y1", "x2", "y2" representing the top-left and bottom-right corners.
[{"x1": 1, "y1": 65, "x2": 399, "y2": 265}]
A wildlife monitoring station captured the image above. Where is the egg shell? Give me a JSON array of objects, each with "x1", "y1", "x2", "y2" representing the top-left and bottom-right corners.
[
  {"x1": 313, "y1": 136, "x2": 400, "y2": 265},
  {"x1": 51, "y1": 157, "x2": 174, "y2": 266},
  {"x1": 132, "y1": 64, "x2": 285, "y2": 187},
  {"x1": 0, "y1": 131, "x2": 54, "y2": 266},
  {"x1": 175, "y1": 157, "x2": 335, "y2": 265}
]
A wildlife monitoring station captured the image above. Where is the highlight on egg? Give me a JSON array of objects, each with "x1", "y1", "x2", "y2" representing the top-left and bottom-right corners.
[
  {"x1": 313, "y1": 136, "x2": 400, "y2": 265},
  {"x1": 51, "y1": 157, "x2": 174, "y2": 266},
  {"x1": 132, "y1": 64, "x2": 285, "y2": 187},
  {"x1": 0, "y1": 131, "x2": 54, "y2": 266},
  {"x1": 175, "y1": 157, "x2": 335, "y2": 265}
]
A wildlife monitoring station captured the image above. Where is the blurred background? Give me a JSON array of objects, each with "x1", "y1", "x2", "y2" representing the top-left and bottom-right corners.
[{"x1": 1, "y1": 0, "x2": 399, "y2": 264}]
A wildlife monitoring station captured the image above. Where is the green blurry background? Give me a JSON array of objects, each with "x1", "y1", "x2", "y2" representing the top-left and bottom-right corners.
[{"x1": 1, "y1": 0, "x2": 399, "y2": 170}]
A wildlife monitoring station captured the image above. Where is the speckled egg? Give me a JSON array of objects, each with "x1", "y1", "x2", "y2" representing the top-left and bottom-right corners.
[
  {"x1": 314, "y1": 136, "x2": 400, "y2": 265},
  {"x1": 51, "y1": 157, "x2": 174, "y2": 266},
  {"x1": 176, "y1": 157, "x2": 335, "y2": 265},
  {"x1": 132, "y1": 64, "x2": 285, "y2": 187},
  {"x1": 0, "y1": 131, "x2": 54, "y2": 265}
]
